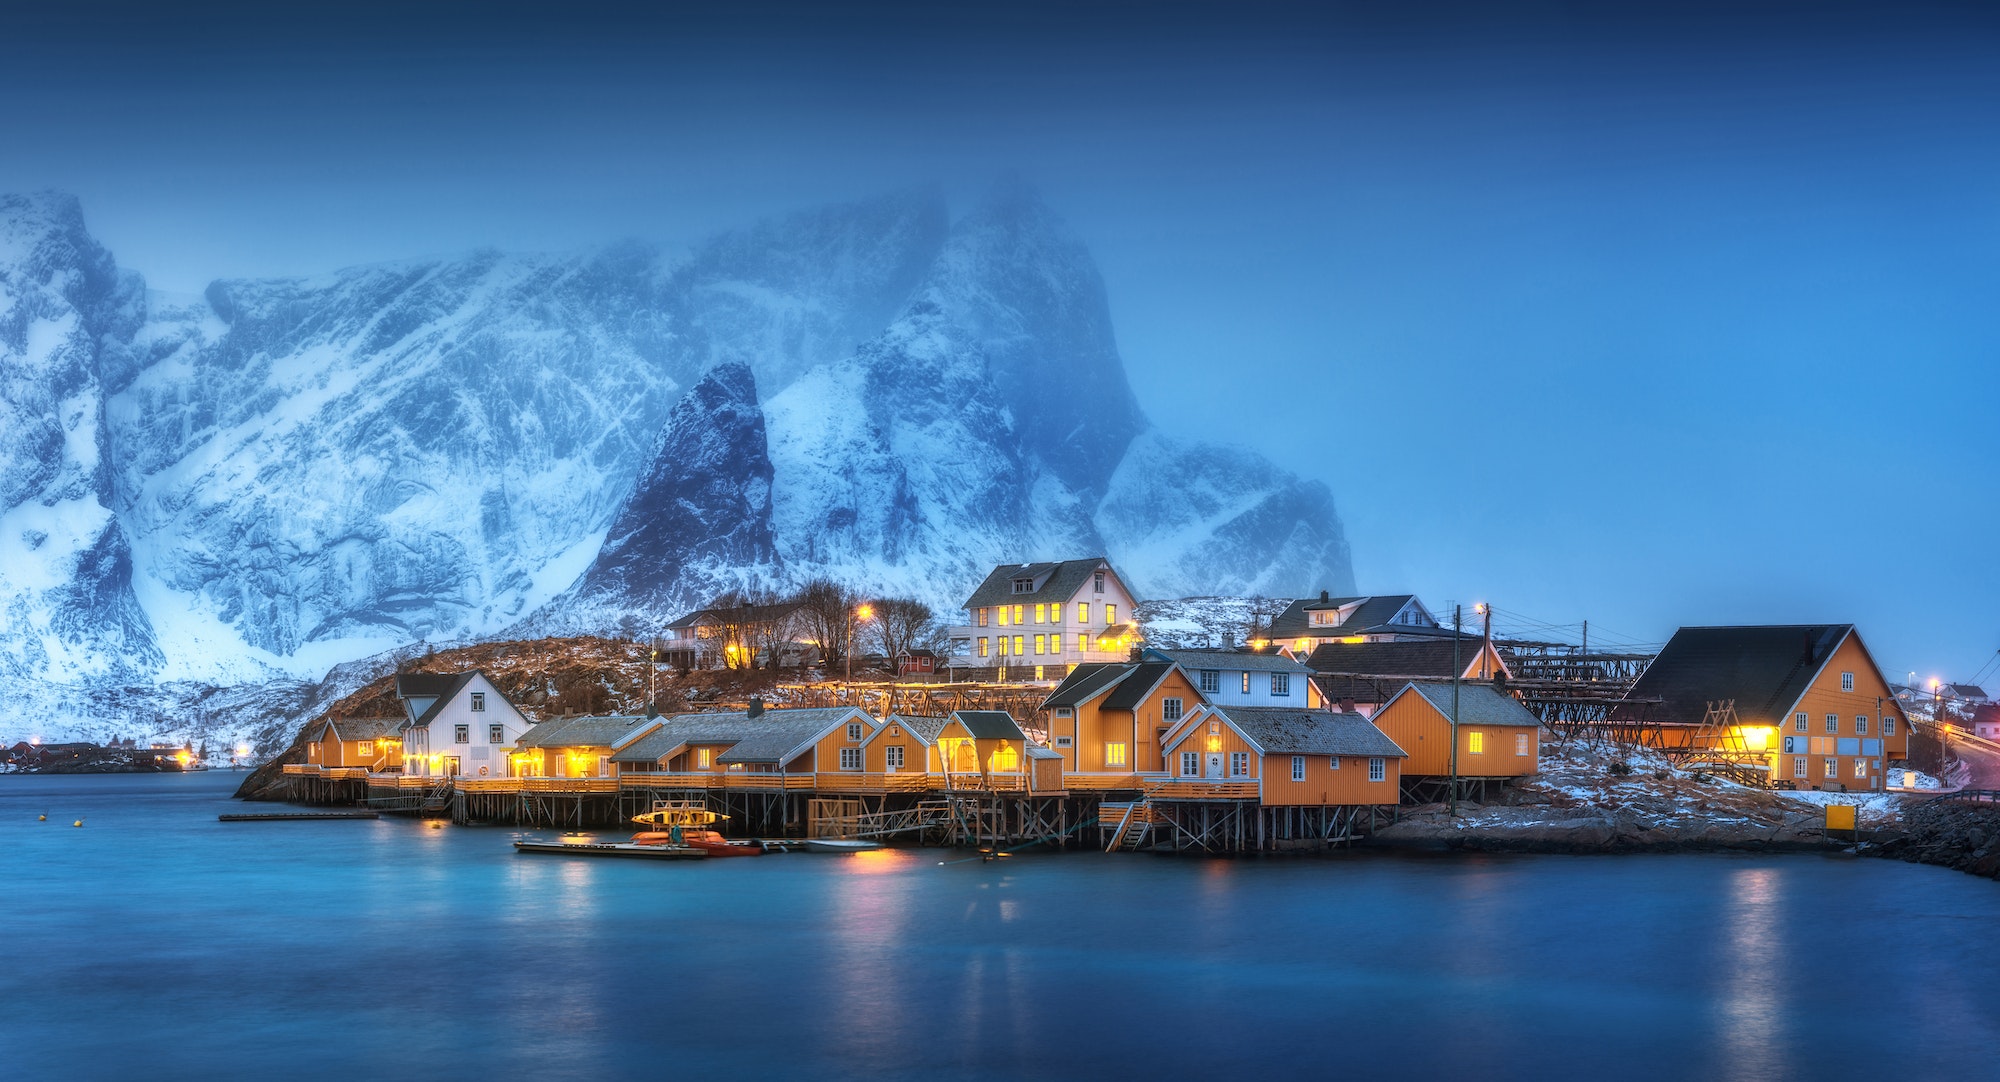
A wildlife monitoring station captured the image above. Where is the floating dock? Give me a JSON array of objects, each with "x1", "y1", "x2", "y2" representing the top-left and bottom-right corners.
[{"x1": 513, "y1": 840, "x2": 707, "y2": 860}]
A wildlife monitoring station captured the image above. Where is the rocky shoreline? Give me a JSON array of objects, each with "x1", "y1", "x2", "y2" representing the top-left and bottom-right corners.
[
  {"x1": 1366, "y1": 803, "x2": 1854, "y2": 855},
  {"x1": 1869, "y1": 798, "x2": 2000, "y2": 879}
]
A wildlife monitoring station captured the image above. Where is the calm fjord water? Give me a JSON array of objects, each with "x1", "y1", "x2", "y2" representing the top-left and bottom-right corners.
[{"x1": 5, "y1": 772, "x2": 1997, "y2": 1081}]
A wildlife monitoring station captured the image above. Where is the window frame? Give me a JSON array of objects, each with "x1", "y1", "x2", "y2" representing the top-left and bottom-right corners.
[
  {"x1": 1271, "y1": 672, "x2": 1291, "y2": 696},
  {"x1": 1841, "y1": 671, "x2": 1855, "y2": 692},
  {"x1": 470, "y1": 692, "x2": 486, "y2": 712},
  {"x1": 1329, "y1": 756, "x2": 1341, "y2": 770},
  {"x1": 1514, "y1": 733, "x2": 1530, "y2": 756},
  {"x1": 1182, "y1": 751, "x2": 1199, "y2": 776},
  {"x1": 1229, "y1": 751, "x2": 1249, "y2": 777},
  {"x1": 1856, "y1": 715, "x2": 1868, "y2": 735},
  {"x1": 1162, "y1": 697, "x2": 1184, "y2": 722},
  {"x1": 1368, "y1": 757, "x2": 1386, "y2": 782},
  {"x1": 1794, "y1": 712, "x2": 1808, "y2": 733},
  {"x1": 839, "y1": 747, "x2": 863, "y2": 771},
  {"x1": 1825, "y1": 714, "x2": 1839, "y2": 735},
  {"x1": 1104, "y1": 742, "x2": 1128, "y2": 768},
  {"x1": 1291, "y1": 755, "x2": 1305, "y2": 781},
  {"x1": 1199, "y1": 670, "x2": 1220, "y2": 693},
  {"x1": 454, "y1": 724, "x2": 469, "y2": 744},
  {"x1": 1468, "y1": 731, "x2": 1485, "y2": 755},
  {"x1": 488, "y1": 724, "x2": 503, "y2": 744},
  {"x1": 886, "y1": 745, "x2": 905, "y2": 769}
]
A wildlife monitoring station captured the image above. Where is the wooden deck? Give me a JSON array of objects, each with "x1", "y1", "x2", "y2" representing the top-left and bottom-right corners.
[
  {"x1": 1146, "y1": 780, "x2": 1261, "y2": 801},
  {"x1": 283, "y1": 764, "x2": 369, "y2": 779}
]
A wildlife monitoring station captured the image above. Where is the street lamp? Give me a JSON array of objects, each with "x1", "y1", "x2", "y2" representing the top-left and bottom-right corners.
[{"x1": 848, "y1": 603, "x2": 874, "y2": 683}]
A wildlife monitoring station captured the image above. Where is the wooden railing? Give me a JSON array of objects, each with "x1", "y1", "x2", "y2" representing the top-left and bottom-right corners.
[
  {"x1": 1059, "y1": 773, "x2": 1150, "y2": 791},
  {"x1": 457, "y1": 777, "x2": 618, "y2": 794},
  {"x1": 284, "y1": 765, "x2": 369, "y2": 779},
  {"x1": 618, "y1": 772, "x2": 718, "y2": 790},
  {"x1": 1146, "y1": 780, "x2": 1261, "y2": 801}
]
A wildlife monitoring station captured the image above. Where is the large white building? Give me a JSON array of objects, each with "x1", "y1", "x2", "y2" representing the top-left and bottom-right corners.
[
  {"x1": 947, "y1": 558, "x2": 1141, "y2": 675},
  {"x1": 395, "y1": 671, "x2": 533, "y2": 779},
  {"x1": 1143, "y1": 648, "x2": 1323, "y2": 710}
]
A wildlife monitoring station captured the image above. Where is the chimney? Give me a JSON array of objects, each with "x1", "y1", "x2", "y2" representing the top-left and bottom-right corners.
[
  {"x1": 747, "y1": 696, "x2": 764, "y2": 719},
  {"x1": 1320, "y1": 590, "x2": 1329, "y2": 602}
]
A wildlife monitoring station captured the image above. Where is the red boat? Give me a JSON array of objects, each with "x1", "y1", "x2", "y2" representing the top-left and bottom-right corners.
[{"x1": 682, "y1": 829, "x2": 765, "y2": 857}]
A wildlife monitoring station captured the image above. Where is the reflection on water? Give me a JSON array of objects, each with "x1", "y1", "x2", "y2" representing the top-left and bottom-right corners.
[{"x1": 6, "y1": 773, "x2": 2000, "y2": 1081}]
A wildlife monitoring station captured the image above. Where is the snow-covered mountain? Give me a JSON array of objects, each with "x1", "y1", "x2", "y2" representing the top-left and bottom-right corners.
[{"x1": 0, "y1": 184, "x2": 1354, "y2": 741}]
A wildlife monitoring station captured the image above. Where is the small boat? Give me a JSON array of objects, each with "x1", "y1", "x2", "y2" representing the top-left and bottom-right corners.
[
  {"x1": 631, "y1": 804, "x2": 725, "y2": 828},
  {"x1": 804, "y1": 838, "x2": 883, "y2": 853},
  {"x1": 514, "y1": 839, "x2": 706, "y2": 860},
  {"x1": 681, "y1": 829, "x2": 766, "y2": 857}
]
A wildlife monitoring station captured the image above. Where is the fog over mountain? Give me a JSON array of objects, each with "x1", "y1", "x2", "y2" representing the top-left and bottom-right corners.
[{"x1": 0, "y1": 184, "x2": 1352, "y2": 739}]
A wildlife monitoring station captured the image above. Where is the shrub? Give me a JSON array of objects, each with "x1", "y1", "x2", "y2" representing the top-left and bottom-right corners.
[{"x1": 1609, "y1": 761, "x2": 1633, "y2": 777}]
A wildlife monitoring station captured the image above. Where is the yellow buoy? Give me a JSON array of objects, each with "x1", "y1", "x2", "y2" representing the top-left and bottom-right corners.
[
  {"x1": 73, "y1": 819, "x2": 83, "y2": 827},
  {"x1": 38, "y1": 814, "x2": 47, "y2": 821}
]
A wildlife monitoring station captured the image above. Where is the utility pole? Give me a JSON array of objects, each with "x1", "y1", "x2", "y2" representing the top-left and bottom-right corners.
[
  {"x1": 1451, "y1": 604, "x2": 1462, "y2": 819},
  {"x1": 1581, "y1": 619, "x2": 1588, "y2": 656}
]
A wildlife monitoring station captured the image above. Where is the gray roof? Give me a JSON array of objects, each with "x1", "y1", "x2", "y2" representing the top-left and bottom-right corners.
[
  {"x1": 1146, "y1": 648, "x2": 1311, "y2": 674},
  {"x1": 395, "y1": 672, "x2": 481, "y2": 732},
  {"x1": 953, "y1": 711, "x2": 1026, "y2": 740},
  {"x1": 1041, "y1": 663, "x2": 1138, "y2": 709},
  {"x1": 884, "y1": 714, "x2": 952, "y2": 742},
  {"x1": 315, "y1": 717, "x2": 399, "y2": 742},
  {"x1": 1102, "y1": 663, "x2": 1177, "y2": 711},
  {"x1": 1267, "y1": 594, "x2": 1429, "y2": 638},
  {"x1": 665, "y1": 601, "x2": 801, "y2": 631},
  {"x1": 1609, "y1": 625, "x2": 1859, "y2": 728},
  {"x1": 963, "y1": 558, "x2": 1118, "y2": 610},
  {"x1": 1219, "y1": 708, "x2": 1408, "y2": 758},
  {"x1": 607, "y1": 707, "x2": 868, "y2": 766},
  {"x1": 1025, "y1": 743, "x2": 1063, "y2": 761},
  {"x1": 517, "y1": 715, "x2": 652, "y2": 749},
  {"x1": 1404, "y1": 682, "x2": 1544, "y2": 728}
]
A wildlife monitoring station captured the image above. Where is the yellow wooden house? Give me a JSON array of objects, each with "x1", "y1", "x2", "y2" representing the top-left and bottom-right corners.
[
  {"x1": 1039, "y1": 660, "x2": 1206, "y2": 783},
  {"x1": 1370, "y1": 682, "x2": 1544, "y2": 779},
  {"x1": 1157, "y1": 706, "x2": 1406, "y2": 806},
  {"x1": 303, "y1": 717, "x2": 402, "y2": 772},
  {"x1": 513, "y1": 714, "x2": 655, "y2": 778}
]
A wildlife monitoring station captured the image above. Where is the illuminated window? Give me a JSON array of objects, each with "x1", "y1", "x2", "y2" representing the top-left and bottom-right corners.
[
  {"x1": 1825, "y1": 714, "x2": 1838, "y2": 734},
  {"x1": 1077, "y1": 633, "x2": 1088, "y2": 652},
  {"x1": 697, "y1": 747, "x2": 713, "y2": 768},
  {"x1": 1105, "y1": 604, "x2": 1117, "y2": 625},
  {"x1": 488, "y1": 724, "x2": 503, "y2": 744},
  {"x1": 1515, "y1": 733, "x2": 1530, "y2": 756},
  {"x1": 1794, "y1": 712, "x2": 1808, "y2": 732},
  {"x1": 1823, "y1": 758, "x2": 1837, "y2": 779},
  {"x1": 358, "y1": 741, "x2": 374, "y2": 757},
  {"x1": 1047, "y1": 636, "x2": 1060, "y2": 656},
  {"x1": 1793, "y1": 756, "x2": 1806, "y2": 778},
  {"x1": 1241, "y1": 672, "x2": 1251, "y2": 693},
  {"x1": 454, "y1": 725, "x2": 469, "y2": 744},
  {"x1": 1077, "y1": 602, "x2": 1089, "y2": 623},
  {"x1": 978, "y1": 638, "x2": 989, "y2": 658},
  {"x1": 1271, "y1": 673, "x2": 1290, "y2": 696},
  {"x1": 1034, "y1": 634, "x2": 1046, "y2": 655},
  {"x1": 846, "y1": 723, "x2": 863, "y2": 742},
  {"x1": 1162, "y1": 697, "x2": 1183, "y2": 722},
  {"x1": 998, "y1": 606, "x2": 1009, "y2": 627},
  {"x1": 470, "y1": 693, "x2": 486, "y2": 712},
  {"x1": 1291, "y1": 756, "x2": 1305, "y2": 781},
  {"x1": 839, "y1": 747, "x2": 862, "y2": 770},
  {"x1": 977, "y1": 608, "x2": 988, "y2": 627},
  {"x1": 1469, "y1": 732, "x2": 1485, "y2": 755},
  {"x1": 1014, "y1": 635, "x2": 1024, "y2": 655},
  {"x1": 886, "y1": 745, "x2": 905, "y2": 769},
  {"x1": 1841, "y1": 672, "x2": 1854, "y2": 692},
  {"x1": 1199, "y1": 670, "x2": 1220, "y2": 693},
  {"x1": 1182, "y1": 751, "x2": 1198, "y2": 775},
  {"x1": 1013, "y1": 605, "x2": 1023, "y2": 625},
  {"x1": 1854, "y1": 758, "x2": 1868, "y2": 778},
  {"x1": 1035, "y1": 603, "x2": 1046, "y2": 623},
  {"x1": 1105, "y1": 743, "x2": 1128, "y2": 768},
  {"x1": 1230, "y1": 751, "x2": 1249, "y2": 777},
  {"x1": 1368, "y1": 757, "x2": 1386, "y2": 782}
]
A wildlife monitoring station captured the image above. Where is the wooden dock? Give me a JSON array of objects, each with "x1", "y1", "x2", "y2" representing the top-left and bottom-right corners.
[{"x1": 513, "y1": 840, "x2": 707, "y2": 860}]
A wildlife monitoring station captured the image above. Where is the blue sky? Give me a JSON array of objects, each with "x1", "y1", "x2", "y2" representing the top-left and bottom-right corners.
[{"x1": 5, "y1": 1, "x2": 1996, "y2": 684}]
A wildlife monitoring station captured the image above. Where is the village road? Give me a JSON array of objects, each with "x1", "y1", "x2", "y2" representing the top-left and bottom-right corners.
[{"x1": 1950, "y1": 732, "x2": 2000, "y2": 789}]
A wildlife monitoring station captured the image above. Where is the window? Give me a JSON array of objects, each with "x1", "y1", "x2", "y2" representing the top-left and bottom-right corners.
[
  {"x1": 454, "y1": 724, "x2": 469, "y2": 744},
  {"x1": 1853, "y1": 758, "x2": 1868, "y2": 778},
  {"x1": 839, "y1": 747, "x2": 862, "y2": 770},
  {"x1": 886, "y1": 745, "x2": 905, "y2": 769},
  {"x1": 1271, "y1": 673, "x2": 1291, "y2": 696},
  {"x1": 358, "y1": 741, "x2": 374, "y2": 757},
  {"x1": 1291, "y1": 756, "x2": 1306, "y2": 781},
  {"x1": 1013, "y1": 635, "x2": 1024, "y2": 656},
  {"x1": 1793, "y1": 756, "x2": 1807, "y2": 778},
  {"x1": 697, "y1": 747, "x2": 713, "y2": 768},
  {"x1": 1823, "y1": 758, "x2": 1838, "y2": 779},
  {"x1": 1013, "y1": 577, "x2": 1034, "y2": 594},
  {"x1": 1884, "y1": 716, "x2": 1896, "y2": 736},
  {"x1": 1077, "y1": 602, "x2": 1088, "y2": 623},
  {"x1": 1825, "y1": 714, "x2": 1839, "y2": 734},
  {"x1": 1034, "y1": 603, "x2": 1046, "y2": 623},
  {"x1": 1515, "y1": 733, "x2": 1530, "y2": 756},
  {"x1": 1182, "y1": 751, "x2": 1199, "y2": 776},
  {"x1": 1034, "y1": 634, "x2": 1046, "y2": 655},
  {"x1": 1013, "y1": 605, "x2": 1024, "y2": 625},
  {"x1": 1105, "y1": 743, "x2": 1128, "y2": 768},
  {"x1": 1368, "y1": 757, "x2": 1386, "y2": 782},
  {"x1": 1468, "y1": 731, "x2": 1485, "y2": 754},
  {"x1": 978, "y1": 637, "x2": 989, "y2": 658},
  {"x1": 488, "y1": 724, "x2": 503, "y2": 744},
  {"x1": 1794, "y1": 712, "x2": 1808, "y2": 733},
  {"x1": 1055, "y1": 706, "x2": 1073, "y2": 717},
  {"x1": 1856, "y1": 716, "x2": 1868, "y2": 735},
  {"x1": 998, "y1": 606, "x2": 1009, "y2": 627},
  {"x1": 1094, "y1": 571, "x2": 1105, "y2": 594},
  {"x1": 1241, "y1": 672, "x2": 1251, "y2": 694},
  {"x1": 1329, "y1": 756, "x2": 1341, "y2": 770},
  {"x1": 1841, "y1": 672, "x2": 1855, "y2": 692},
  {"x1": 1046, "y1": 636, "x2": 1060, "y2": 656},
  {"x1": 1055, "y1": 735, "x2": 1072, "y2": 748},
  {"x1": 846, "y1": 723, "x2": 864, "y2": 742},
  {"x1": 1230, "y1": 751, "x2": 1249, "y2": 777},
  {"x1": 1163, "y1": 697, "x2": 1184, "y2": 722},
  {"x1": 1199, "y1": 670, "x2": 1220, "y2": 693},
  {"x1": 977, "y1": 607, "x2": 988, "y2": 627},
  {"x1": 470, "y1": 692, "x2": 486, "y2": 712}
]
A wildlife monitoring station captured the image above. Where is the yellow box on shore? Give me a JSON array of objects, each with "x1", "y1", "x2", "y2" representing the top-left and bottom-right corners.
[{"x1": 1825, "y1": 804, "x2": 1857, "y2": 832}]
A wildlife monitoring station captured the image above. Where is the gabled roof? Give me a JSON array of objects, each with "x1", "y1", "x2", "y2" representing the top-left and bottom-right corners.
[
  {"x1": 1946, "y1": 683, "x2": 1989, "y2": 700},
  {"x1": 1612, "y1": 625, "x2": 1855, "y2": 728},
  {"x1": 879, "y1": 714, "x2": 952, "y2": 744},
  {"x1": 1041, "y1": 663, "x2": 1139, "y2": 709},
  {"x1": 963, "y1": 558, "x2": 1121, "y2": 610},
  {"x1": 715, "y1": 708, "x2": 873, "y2": 764},
  {"x1": 1025, "y1": 742, "x2": 1063, "y2": 761},
  {"x1": 1304, "y1": 639, "x2": 1503, "y2": 678},
  {"x1": 1268, "y1": 594, "x2": 1431, "y2": 638},
  {"x1": 396, "y1": 672, "x2": 480, "y2": 732},
  {"x1": 1211, "y1": 707, "x2": 1407, "y2": 758},
  {"x1": 952, "y1": 711, "x2": 1026, "y2": 741},
  {"x1": 1398, "y1": 682, "x2": 1543, "y2": 729},
  {"x1": 1101, "y1": 662, "x2": 1178, "y2": 712},
  {"x1": 517, "y1": 715, "x2": 653, "y2": 749},
  {"x1": 1144, "y1": 648, "x2": 1312, "y2": 674},
  {"x1": 316, "y1": 717, "x2": 400, "y2": 743}
]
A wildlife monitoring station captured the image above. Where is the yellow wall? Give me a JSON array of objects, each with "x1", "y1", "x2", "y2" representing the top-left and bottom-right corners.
[
  {"x1": 1059, "y1": 668, "x2": 1203, "y2": 773},
  {"x1": 1162, "y1": 717, "x2": 1260, "y2": 780},
  {"x1": 1370, "y1": 691, "x2": 1539, "y2": 777},
  {"x1": 1258, "y1": 754, "x2": 1401, "y2": 806},
  {"x1": 1763, "y1": 632, "x2": 1907, "y2": 789},
  {"x1": 864, "y1": 720, "x2": 934, "y2": 772},
  {"x1": 810, "y1": 715, "x2": 874, "y2": 773},
  {"x1": 313, "y1": 731, "x2": 399, "y2": 769}
]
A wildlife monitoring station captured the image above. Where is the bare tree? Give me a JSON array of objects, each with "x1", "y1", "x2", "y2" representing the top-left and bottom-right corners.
[
  {"x1": 793, "y1": 578, "x2": 858, "y2": 668},
  {"x1": 870, "y1": 598, "x2": 933, "y2": 668},
  {"x1": 711, "y1": 587, "x2": 793, "y2": 670}
]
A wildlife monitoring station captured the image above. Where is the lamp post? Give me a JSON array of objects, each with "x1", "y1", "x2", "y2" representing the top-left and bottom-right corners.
[{"x1": 847, "y1": 603, "x2": 874, "y2": 683}]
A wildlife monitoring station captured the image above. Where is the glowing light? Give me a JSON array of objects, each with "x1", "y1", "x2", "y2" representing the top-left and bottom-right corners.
[
  {"x1": 1738, "y1": 726, "x2": 1775, "y2": 751},
  {"x1": 1206, "y1": 736, "x2": 1222, "y2": 753},
  {"x1": 1474, "y1": 603, "x2": 1486, "y2": 615},
  {"x1": 856, "y1": 604, "x2": 874, "y2": 622},
  {"x1": 236, "y1": 744, "x2": 251, "y2": 757}
]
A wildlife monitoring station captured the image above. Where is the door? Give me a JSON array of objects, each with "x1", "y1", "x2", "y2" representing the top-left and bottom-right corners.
[
  {"x1": 1205, "y1": 753, "x2": 1225, "y2": 779},
  {"x1": 443, "y1": 756, "x2": 460, "y2": 777}
]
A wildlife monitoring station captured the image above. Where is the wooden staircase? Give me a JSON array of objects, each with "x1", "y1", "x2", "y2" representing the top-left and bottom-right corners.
[{"x1": 1100, "y1": 800, "x2": 1157, "y2": 851}]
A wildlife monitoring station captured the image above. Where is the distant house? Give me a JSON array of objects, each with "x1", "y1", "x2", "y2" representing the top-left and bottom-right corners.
[
  {"x1": 303, "y1": 717, "x2": 403, "y2": 772},
  {"x1": 948, "y1": 557, "x2": 1141, "y2": 676},
  {"x1": 1157, "y1": 706, "x2": 1406, "y2": 807},
  {"x1": 1946, "y1": 683, "x2": 1990, "y2": 706},
  {"x1": 1304, "y1": 639, "x2": 1512, "y2": 716},
  {"x1": 395, "y1": 672, "x2": 533, "y2": 779},
  {"x1": 895, "y1": 649, "x2": 939, "y2": 676},
  {"x1": 1264, "y1": 592, "x2": 1457, "y2": 654},
  {"x1": 660, "y1": 601, "x2": 804, "y2": 670},
  {"x1": 1972, "y1": 705, "x2": 2000, "y2": 741},
  {"x1": 514, "y1": 714, "x2": 655, "y2": 778},
  {"x1": 1369, "y1": 682, "x2": 1543, "y2": 782},
  {"x1": 1141, "y1": 648, "x2": 1323, "y2": 710},
  {"x1": 1608, "y1": 625, "x2": 1910, "y2": 791}
]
